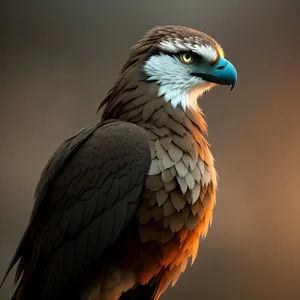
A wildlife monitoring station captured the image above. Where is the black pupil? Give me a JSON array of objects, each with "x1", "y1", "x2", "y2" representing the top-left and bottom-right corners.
[{"x1": 185, "y1": 54, "x2": 190, "y2": 60}]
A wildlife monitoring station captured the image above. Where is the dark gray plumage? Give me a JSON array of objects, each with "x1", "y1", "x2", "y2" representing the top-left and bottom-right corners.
[{"x1": 2, "y1": 120, "x2": 151, "y2": 300}]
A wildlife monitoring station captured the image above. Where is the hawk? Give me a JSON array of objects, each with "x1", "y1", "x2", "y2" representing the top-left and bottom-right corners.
[{"x1": 1, "y1": 25, "x2": 237, "y2": 300}]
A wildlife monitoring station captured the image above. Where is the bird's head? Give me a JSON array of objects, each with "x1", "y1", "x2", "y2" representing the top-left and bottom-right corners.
[
  {"x1": 138, "y1": 26, "x2": 237, "y2": 111},
  {"x1": 101, "y1": 25, "x2": 237, "y2": 116}
]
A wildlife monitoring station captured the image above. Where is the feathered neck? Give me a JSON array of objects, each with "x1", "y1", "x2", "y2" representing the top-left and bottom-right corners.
[{"x1": 100, "y1": 65, "x2": 207, "y2": 135}]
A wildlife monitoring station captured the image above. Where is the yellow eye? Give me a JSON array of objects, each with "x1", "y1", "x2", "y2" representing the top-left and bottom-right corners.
[{"x1": 180, "y1": 53, "x2": 194, "y2": 64}]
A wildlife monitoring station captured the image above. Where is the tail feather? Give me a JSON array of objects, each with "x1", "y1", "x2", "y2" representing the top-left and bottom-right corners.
[
  {"x1": 119, "y1": 281, "x2": 159, "y2": 300},
  {"x1": 0, "y1": 230, "x2": 29, "y2": 289},
  {"x1": 11, "y1": 277, "x2": 27, "y2": 300}
]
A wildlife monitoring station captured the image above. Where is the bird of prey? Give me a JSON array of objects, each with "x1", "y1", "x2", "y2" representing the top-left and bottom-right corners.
[{"x1": 1, "y1": 25, "x2": 237, "y2": 300}]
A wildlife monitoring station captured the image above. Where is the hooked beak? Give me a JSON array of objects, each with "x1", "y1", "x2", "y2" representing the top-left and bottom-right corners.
[{"x1": 191, "y1": 57, "x2": 237, "y2": 91}]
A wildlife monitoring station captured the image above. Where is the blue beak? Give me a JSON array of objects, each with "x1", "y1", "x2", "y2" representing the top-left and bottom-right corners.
[{"x1": 191, "y1": 57, "x2": 237, "y2": 90}]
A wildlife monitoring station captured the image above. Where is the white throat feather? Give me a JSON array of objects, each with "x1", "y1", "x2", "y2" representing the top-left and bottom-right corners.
[{"x1": 144, "y1": 53, "x2": 215, "y2": 111}]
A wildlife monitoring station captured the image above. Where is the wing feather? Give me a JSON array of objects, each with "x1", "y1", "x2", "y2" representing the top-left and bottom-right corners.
[{"x1": 1, "y1": 120, "x2": 151, "y2": 300}]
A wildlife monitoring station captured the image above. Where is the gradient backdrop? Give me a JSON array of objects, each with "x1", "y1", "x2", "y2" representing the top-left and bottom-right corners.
[{"x1": 1, "y1": 0, "x2": 300, "y2": 299}]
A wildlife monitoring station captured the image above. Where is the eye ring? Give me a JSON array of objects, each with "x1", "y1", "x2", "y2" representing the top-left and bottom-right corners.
[{"x1": 179, "y1": 53, "x2": 194, "y2": 64}]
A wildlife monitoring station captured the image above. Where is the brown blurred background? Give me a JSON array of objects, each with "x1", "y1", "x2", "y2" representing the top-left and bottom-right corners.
[{"x1": 1, "y1": 0, "x2": 300, "y2": 299}]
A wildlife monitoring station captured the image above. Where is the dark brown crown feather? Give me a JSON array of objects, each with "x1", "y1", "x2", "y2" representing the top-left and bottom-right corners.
[
  {"x1": 99, "y1": 25, "x2": 221, "y2": 116},
  {"x1": 123, "y1": 25, "x2": 220, "y2": 72}
]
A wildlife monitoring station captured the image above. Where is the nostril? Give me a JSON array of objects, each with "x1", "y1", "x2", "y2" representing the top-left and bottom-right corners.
[{"x1": 217, "y1": 65, "x2": 225, "y2": 70}]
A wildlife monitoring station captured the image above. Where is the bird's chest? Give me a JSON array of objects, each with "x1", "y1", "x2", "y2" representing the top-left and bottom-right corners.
[
  {"x1": 136, "y1": 135, "x2": 213, "y2": 239},
  {"x1": 133, "y1": 134, "x2": 216, "y2": 285}
]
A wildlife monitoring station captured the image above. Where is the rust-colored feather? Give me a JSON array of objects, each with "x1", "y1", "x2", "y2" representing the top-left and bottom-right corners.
[{"x1": 96, "y1": 25, "x2": 220, "y2": 300}]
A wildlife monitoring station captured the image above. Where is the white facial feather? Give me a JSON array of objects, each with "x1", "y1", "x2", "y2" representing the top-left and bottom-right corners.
[
  {"x1": 143, "y1": 53, "x2": 214, "y2": 110},
  {"x1": 158, "y1": 39, "x2": 218, "y2": 62}
]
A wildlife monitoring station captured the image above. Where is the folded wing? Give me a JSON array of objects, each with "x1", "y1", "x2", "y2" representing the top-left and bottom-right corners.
[{"x1": 2, "y1": 120, "x2": 151, "y2": 300}]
